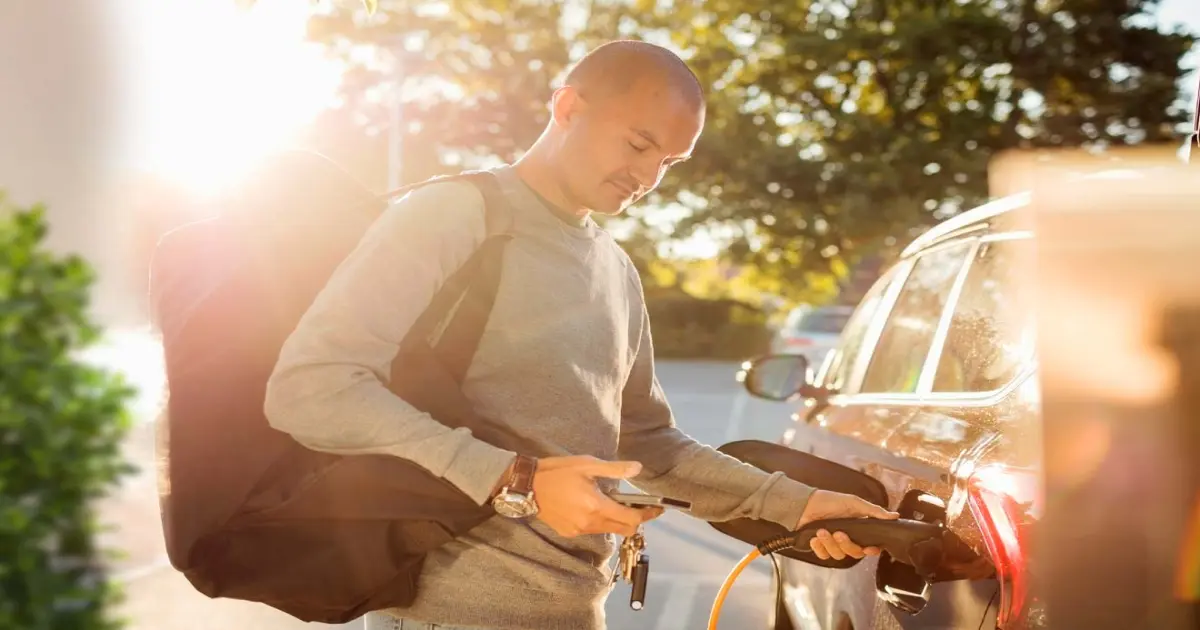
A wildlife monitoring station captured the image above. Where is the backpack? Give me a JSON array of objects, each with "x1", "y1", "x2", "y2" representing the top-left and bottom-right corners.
[{"x1": 148, "y1": 151, "x2": 536, "y2": 624}]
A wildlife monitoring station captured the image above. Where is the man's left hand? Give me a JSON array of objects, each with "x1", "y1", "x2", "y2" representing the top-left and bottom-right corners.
[{"x1": 797, "y1": 489, "x2": 899, "y2": 561}]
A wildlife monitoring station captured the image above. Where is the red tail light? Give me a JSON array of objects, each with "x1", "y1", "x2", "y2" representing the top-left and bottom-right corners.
[
  {"x1": 784, "y1": 335, "x2": 812, "y2": 347},
  {"x1": 967, "y1": 464, "x2": 1042, "y2": 628}
]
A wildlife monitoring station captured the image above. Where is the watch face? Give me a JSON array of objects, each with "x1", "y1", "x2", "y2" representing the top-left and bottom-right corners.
[{"x1": 493, "y1": 492, "x2": 538, "y2": 519}]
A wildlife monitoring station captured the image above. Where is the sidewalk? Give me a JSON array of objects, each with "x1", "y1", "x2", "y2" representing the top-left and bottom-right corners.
[{"x1": 89, "y1": 328, "x2": 358, "y2": 629}]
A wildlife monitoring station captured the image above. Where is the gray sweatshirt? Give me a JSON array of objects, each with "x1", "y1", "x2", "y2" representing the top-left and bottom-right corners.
[{"x1": 263, "y1": 165, "x2": 815, "y2": 630}]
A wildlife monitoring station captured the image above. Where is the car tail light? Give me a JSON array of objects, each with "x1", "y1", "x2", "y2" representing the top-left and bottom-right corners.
[
  {"x1": 784, "y1": 335, "x2": 812, "y2": 347},
  {"x1": 967, "y1": 464, "x2": 1042, "y2": 628}
]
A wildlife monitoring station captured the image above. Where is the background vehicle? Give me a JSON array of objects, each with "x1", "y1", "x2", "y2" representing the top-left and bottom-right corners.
[
  {"x1": 742, "y1": 192, "x2": 1044, "y2": 630},
  {"x1": 771, "y1": 305, "x2": 855, "y2": 366}
]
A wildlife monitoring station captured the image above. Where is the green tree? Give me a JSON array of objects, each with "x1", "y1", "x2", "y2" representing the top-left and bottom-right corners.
[
  {"x1": 0, "y1": 196, "x2": 136, "y2": 630},
  {"x1": 643, "y1": 0, "x2": 1197, "y2": 281},
  {"x1": 306, "y1": 0, "x2": 610, "y2": 183},
  {"x1": 304, "y1": 0, "x2": 1195, "y2": 288}
]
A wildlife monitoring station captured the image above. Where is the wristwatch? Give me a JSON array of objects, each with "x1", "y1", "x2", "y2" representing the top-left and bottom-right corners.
[{"x1": 491, "y1": 455, "x2": 539, "y2": 519}]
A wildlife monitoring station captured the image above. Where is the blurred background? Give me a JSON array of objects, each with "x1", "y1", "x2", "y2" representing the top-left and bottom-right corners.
[{"x1": 1, "y1": 0, "x2": 1197, "y2": 628}]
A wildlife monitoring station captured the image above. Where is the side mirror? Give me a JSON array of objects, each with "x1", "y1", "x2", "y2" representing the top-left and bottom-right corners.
[{"x1": 737, "y1": 354, "x2": 817, "y2": 401}]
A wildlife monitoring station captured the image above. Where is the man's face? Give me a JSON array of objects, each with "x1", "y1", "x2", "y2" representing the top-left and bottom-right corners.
[{"x1": 554, "y1": 75, "x2": 704, "y2": 215}]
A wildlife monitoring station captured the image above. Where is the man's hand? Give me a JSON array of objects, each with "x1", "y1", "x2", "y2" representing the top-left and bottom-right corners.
[
  {"x1": 531, "y1": 456, "x2": 664, "y2": 537},
  {"x1": 797, "y1": 489, "x2": 899, "y2": 561}
]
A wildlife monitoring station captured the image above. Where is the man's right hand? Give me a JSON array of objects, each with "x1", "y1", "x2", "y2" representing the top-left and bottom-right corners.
[{"x1": 531, "y1": 455, "x2": 663, "y2": 537}]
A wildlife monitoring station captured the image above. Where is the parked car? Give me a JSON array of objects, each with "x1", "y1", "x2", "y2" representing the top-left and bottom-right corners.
[
  {"x1": 738, "y1": 190, "x2": 1044, "y2": 630},
  {"x1": 771, "y1": 305, "x2": 856, "y2": 367}
]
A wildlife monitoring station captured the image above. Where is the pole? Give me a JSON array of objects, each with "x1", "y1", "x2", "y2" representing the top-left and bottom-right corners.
[{"x1": 387, "y1": 55, "x2": 403, "y2": 190}]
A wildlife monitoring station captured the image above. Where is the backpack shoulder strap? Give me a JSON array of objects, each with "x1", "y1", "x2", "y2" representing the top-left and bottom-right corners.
[
  {"x1": 393, "y1": 171, "x2": 512, "y2": 384},
  {"x1": 375, "y1": 169, "x2": 511, "y2": 231},
  {"x1": 430, "y1": 171, "x2": 513, "y2": 383},
  {"x1": 463, "y1": 170, "x2": 515, "y2": 237}
]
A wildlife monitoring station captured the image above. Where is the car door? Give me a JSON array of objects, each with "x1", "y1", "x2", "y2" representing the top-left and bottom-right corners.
[
  {"x1": 878, "y1": 232, "x2": 1041, "y2": 630},
  {"x1": 780, "y1": 238, "x2": 978, "y2": 630},
  {"x1": 775, "y1": 264, "x2": 906, "y2": 630}
]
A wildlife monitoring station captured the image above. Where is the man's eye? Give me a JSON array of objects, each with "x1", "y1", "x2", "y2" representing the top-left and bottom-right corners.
[{"x1": 628, "y1": 142, "x2": 648, "y2": 152}]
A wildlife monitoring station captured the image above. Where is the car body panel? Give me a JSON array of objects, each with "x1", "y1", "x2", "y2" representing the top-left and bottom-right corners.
[
  {"x1": 760, "y1": 193, "x2": 1042, "y2": 629},
  {"x1": 780, "y1": 403, "x2": 1005, "y2": 630}
]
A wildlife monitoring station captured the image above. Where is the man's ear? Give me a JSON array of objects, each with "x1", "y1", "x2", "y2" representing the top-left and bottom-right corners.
[{"x1": 550, "y1": 85, "x2": 587, "y2": 127}]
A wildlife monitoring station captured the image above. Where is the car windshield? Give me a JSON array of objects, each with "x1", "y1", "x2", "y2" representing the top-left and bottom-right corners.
[{"x1": 789, "y1": 309, "x2": 851, "y2": 334}]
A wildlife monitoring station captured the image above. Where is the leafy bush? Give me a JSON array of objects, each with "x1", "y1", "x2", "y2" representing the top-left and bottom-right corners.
[
  {"x1": 0, "y1": 195, "x2": 135, "y2": 630},
  {"x1": 646, "y1": 288, "x2": 772, "y2": 360}
]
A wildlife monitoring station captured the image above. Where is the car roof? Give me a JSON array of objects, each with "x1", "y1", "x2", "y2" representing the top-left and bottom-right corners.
[
  {"x1": 790, "y1": 304, "x2": 856, "y2": 314},
  {"x1": 899, "y1": 192, "x2": 1031, "y2": 259},
  {"x1": 899, "y1": 168, "x2": 1155, "y2": 259}
]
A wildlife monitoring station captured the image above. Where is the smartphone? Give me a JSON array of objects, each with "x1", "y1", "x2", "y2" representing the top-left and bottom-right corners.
[{"x1": 606, "y1": 491, "x2": 692, "y2": 511}]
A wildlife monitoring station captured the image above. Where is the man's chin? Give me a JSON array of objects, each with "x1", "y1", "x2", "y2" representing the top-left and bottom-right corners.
[
  {"x1": 586, "y1": 199, "x2": 629, "y2": 217},
  {"x1": 593, "y1": 194, "x2": 643, "y2": 216}
]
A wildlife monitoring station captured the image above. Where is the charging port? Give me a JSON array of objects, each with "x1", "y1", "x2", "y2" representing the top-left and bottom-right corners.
[{"x1": 875, "y1": 490, "x2": 949, "y2": 615}]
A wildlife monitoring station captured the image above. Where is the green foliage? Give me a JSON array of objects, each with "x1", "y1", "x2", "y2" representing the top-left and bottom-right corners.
[
  {"x1": 644, "y1": 0, "x2": 1197, "y2": 281},
  {"x1": 306, "y1": 0, "x2": 591, "y2": 177},
  {"x1": 0, "y1": 195, "x2": 136, "y2": 630},
  {"x1": 306, "y1": 0, "x2": 1196, "y2": 292}
]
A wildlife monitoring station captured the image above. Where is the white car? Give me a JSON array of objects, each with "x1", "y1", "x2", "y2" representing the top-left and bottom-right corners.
[{"x1": 771, "y1": 305, "x2": 855, "y2": 367}]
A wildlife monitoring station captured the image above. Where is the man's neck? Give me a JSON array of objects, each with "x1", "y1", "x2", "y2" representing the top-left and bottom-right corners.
[{"x1": 513, "y1": 153, "x2": 591, "y2": 225}]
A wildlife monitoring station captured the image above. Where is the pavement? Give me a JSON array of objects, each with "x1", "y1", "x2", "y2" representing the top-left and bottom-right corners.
[{"x1": 92, "y1": 330, "x2": 800, "y2": 630}]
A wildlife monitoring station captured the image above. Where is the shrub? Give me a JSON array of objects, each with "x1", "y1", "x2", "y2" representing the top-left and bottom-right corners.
[
  {"x1": 0, "y1": 194, "x2": 135, "y2": 630},
  {"x1": 645, "y1": 288, "x2": 772, "y2": 360}
]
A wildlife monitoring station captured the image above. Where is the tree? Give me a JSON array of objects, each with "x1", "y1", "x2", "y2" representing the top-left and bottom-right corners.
[
  {"x1": 641, "y1": 0, "x2": 1197, "y2": 282},
  {"x1": 304, "y1": 0, "x2": 1195, "y2": 289},
  {"x1": 306, "y1": 0, "x2": 613, "y2": 184},
  {"x1": 0, "y1": 195, "x2": 136, "y2": 630}
]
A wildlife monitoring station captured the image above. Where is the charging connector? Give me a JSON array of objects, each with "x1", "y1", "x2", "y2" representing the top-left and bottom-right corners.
[{"x1": 707, "y1": 518, "x2": 946, "y2": 629}]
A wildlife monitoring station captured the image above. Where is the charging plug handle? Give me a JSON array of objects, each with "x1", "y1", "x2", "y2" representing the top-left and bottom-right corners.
[{"x1": 786, "y1": 518, "x2": 946, "y2": 578}]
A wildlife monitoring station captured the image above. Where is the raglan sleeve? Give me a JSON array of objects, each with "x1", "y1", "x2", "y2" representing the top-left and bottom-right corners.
[{"x1": 262, "y1": 180, "x2": 516, "y2": 506}]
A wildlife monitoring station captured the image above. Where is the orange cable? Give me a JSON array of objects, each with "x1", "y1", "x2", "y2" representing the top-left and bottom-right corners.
[{"x1": 708, "y1": 548, "x2": 762, "y2": 630}]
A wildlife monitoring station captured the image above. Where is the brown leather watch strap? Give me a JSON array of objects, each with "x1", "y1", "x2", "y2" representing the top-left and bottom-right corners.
[{"x1": 508, "y1": 455, "x2": 537, "y2": 494}]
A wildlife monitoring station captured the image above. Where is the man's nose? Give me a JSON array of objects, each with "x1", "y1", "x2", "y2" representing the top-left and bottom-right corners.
[{"x1": 629, "y1": 160, "x2": 661, "y2": 192}]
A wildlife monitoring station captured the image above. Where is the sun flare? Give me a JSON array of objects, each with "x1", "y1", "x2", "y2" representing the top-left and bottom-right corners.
[{"x1": 123, "y1": 0, "x2": 342, "y2": 195}]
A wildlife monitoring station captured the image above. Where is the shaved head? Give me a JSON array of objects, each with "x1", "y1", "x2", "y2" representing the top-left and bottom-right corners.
[
  {"x1": 562, "y1": 40, "x2": 705, "y2": 111},
  {"x1": 518, "y1": 39, "x2": 707, "y2": 217}
]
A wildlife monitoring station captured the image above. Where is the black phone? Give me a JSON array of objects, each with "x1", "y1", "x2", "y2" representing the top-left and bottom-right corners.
[{"x1": 606, "y1": 491, "x2": 692, "y2": 511}]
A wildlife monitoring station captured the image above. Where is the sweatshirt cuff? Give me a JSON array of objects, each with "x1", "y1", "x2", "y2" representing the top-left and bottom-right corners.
[
  {"x1": 441, "y1": 438, "x2": 518, "y2": 506},
  {"x1": 759, "y1": 474, "x2": 817, "y2": 530}
]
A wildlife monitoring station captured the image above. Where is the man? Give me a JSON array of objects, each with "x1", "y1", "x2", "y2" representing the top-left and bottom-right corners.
[{"x1": 263, "y1": 40, "x2": 896, "y2": 630}]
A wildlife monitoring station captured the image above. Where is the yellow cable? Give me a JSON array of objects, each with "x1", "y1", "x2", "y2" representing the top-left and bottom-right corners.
[{"x1": 708, "y1": 548, "x2": 762, "y2": 630}]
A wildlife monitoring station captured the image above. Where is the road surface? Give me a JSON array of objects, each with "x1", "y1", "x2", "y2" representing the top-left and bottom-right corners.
[{"x1": 95, "y1": 332, "x2": 800, "y2": 630}]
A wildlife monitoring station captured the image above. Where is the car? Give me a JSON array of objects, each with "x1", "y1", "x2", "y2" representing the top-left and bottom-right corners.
[
  {"x1": 738, "y1": 190, "x2": 1044, "y2": 630},
  {"x1": 771, "y1": 305, "x2": 856, "y2": 367}
]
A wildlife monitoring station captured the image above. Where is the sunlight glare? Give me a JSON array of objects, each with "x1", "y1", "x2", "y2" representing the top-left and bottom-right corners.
[{"x1": 125, "y1": 0, "x2": 341, "y2": 195}]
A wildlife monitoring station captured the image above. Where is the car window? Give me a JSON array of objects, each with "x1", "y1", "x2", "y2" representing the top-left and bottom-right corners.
[
  {"x1": 817, "y1": 267, "x2": 899, "y2": 392},
  {"x1": 931, "y1": 237, "x2": 1035, "y2": 393},
  {"x1": 859, "y1": 241, "x2": 974, "y2": 394}
]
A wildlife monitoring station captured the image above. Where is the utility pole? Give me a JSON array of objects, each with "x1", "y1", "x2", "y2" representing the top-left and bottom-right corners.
[{"x1": 387, "y1": 51, "x2": 404, "y2": 190}]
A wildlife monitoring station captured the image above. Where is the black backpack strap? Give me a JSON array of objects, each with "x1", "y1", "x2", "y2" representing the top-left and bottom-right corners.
[
  {"x1": 433, "y1": 236, "x2": 509, "y2": 384},
  {"x1": 432, "y1": 172, "x2": 513, "y2": 384},
  {"x1": 394, "y1": 170, "x2": 512, "y2": 386}
]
